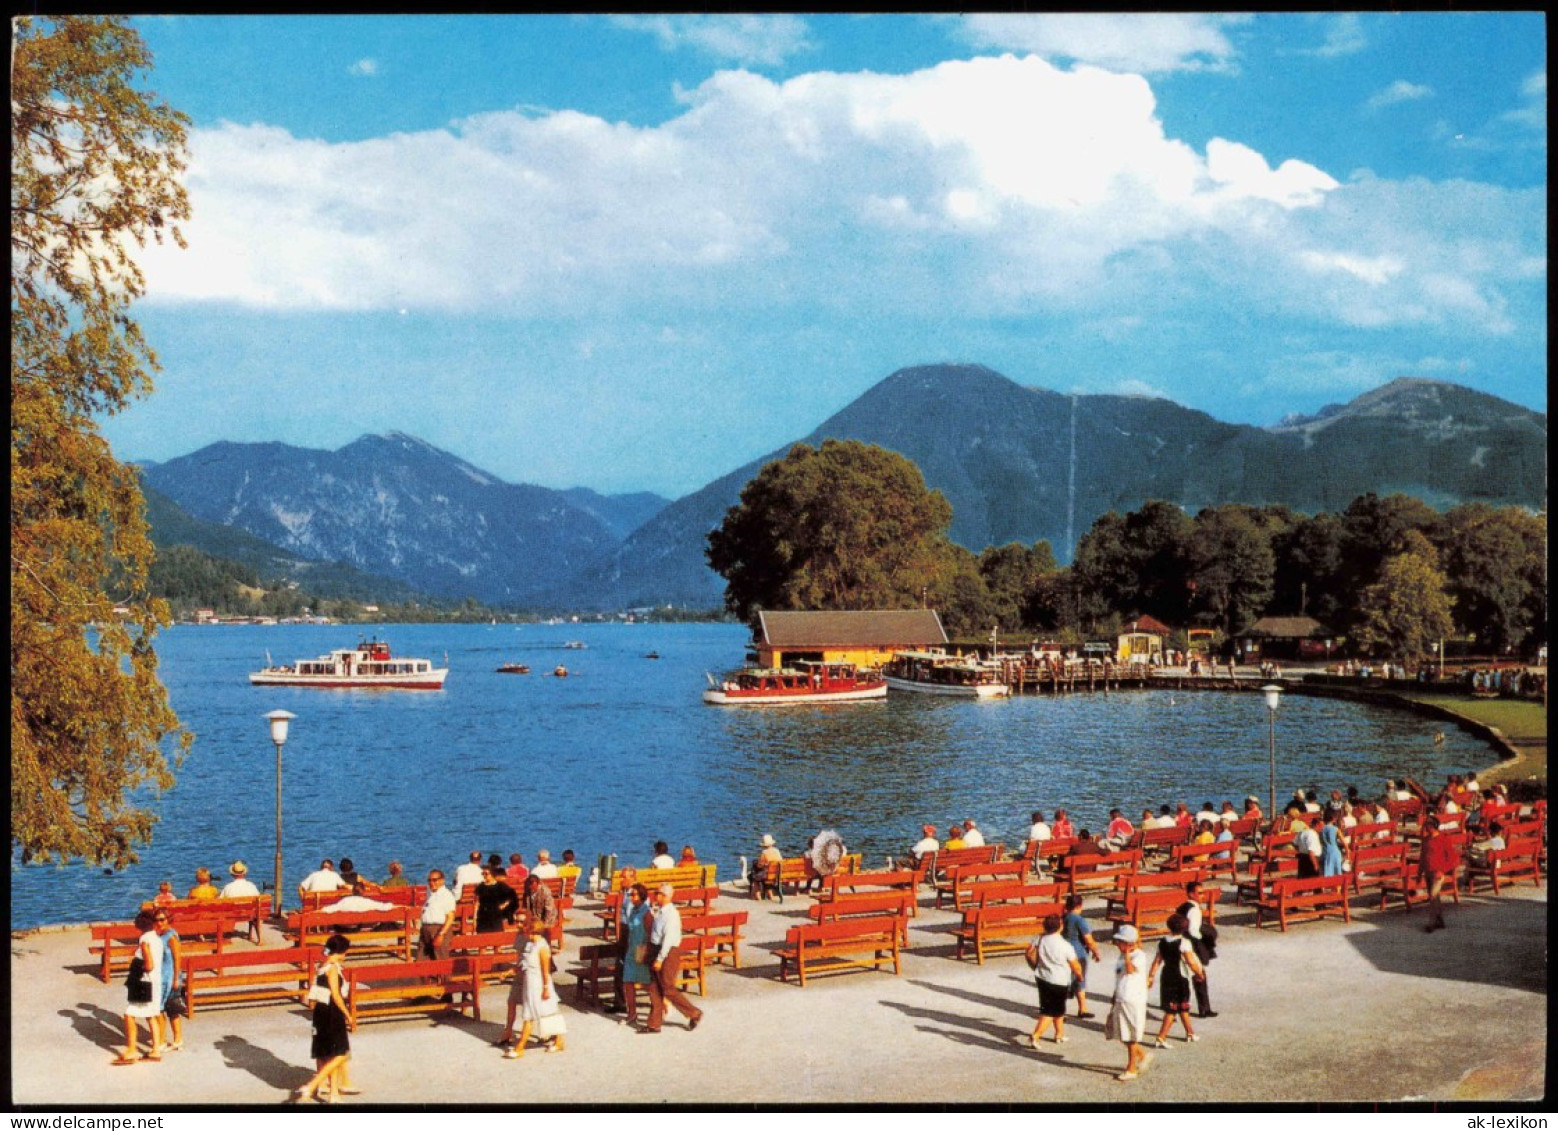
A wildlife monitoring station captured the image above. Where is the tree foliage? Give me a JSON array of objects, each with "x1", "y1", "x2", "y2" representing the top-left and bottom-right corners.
[
  {"x1": 1353, "y1": 550, "x2": 1456, "y2": 663},
  {"x1": 12, "y1": 16, "x2": 192, "y2": 866},
  {"x1": 706, "y1": 440, "x2": 961, "y2": 625},
  {"x1": 1438, "y1": 503, "x2": 1547, "y2": 653}
]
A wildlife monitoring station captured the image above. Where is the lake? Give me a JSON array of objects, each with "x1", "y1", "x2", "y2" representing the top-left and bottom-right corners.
[{"x1": 10, "y1": 621, "x2": 1489, "y2": 928}]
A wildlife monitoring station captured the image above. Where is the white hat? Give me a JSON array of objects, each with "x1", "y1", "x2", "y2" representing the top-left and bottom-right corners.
[
  {"x1": 760, "y1": 834, "x2": 775, "y2": 847},
  {"x1": 229, "y1": 860, "x2": 248, "y2": 876},
  {"x1": 1115, "y1": 925, "x2": 1139, "y2": 944}
]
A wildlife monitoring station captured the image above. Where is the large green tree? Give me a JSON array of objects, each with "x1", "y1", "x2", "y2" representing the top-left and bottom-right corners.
[
  {"x1": 977, "y1": 540, "x2": 1058, "y2": 633},
  {"x1": 706, "y1": 440, "x2": 963, "y2": 625},
  {"x1": 1439, "y1": 503, "x2": 1547, "y2": 654},
  {"x1": 1188, "y1": 505, "x2": 1276, "y2": 635},
  {"x1": 12, "y1": 17, "x2": 191, "y2": 866},
  {"x1": 1353, "y1": 542, "x2": 1456, "y2": 664}
]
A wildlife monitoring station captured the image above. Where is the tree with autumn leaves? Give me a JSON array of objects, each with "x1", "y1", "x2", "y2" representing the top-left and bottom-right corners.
[{"x1": 12, "y1": 16, "x2": 192, "y2": 866}]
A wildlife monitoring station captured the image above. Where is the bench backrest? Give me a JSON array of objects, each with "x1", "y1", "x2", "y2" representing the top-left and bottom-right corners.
[
  {"x1": 946, "y1": 860, "x2": 1029, "y2": 886},
  {"x1": 1070, "y1": 849, "x2": 1142, "y2": 874},
  {"x1": 296, "y1": 907, "x2": 416, "y2": 941},
  {"x1": 1346, "y1": 821, "x2": 1397, "y2": 844},
  {"x1": 927, "y1": 846, "x2": 1001, "y2": 878},
  {"x1": 304, "y1": 885, "x2": 426, "y2": 913},
  {"x1": 1491, "y1": 836, "x2": 1543, "y2": 862},
  {"x1": 962, "y1": 901, "x2": 1066, "y2": 927},
  {"x1": 1122, "y1": 870, "x2": 1203, "y2": 895},
  {"x1": 346, "y1": 958, "x2": 465, "y2": 988},
  {"x1": 1272, "y1": 875, "x2": 1348, "y2": 898},
  {"x1": 785, "y1": 915, "x2": 900, "y2": 946},
  {"x1": 1035, "y1": 837, "x2": 1078, "y2": 862},
  {"x1": 808, "y1": 893, "x2": 911, "y2": 923},
  {"x1": 1494, "y1": 820, "x2": 1544, "y2": 841},
  {"x1": 681, "y1": 910, "x2": 750, "y2": 933},
  {"x1": 823, "y1": 870, "x2": 916, "y2": 896},
  {"x1": 1387, "y1": 798, "x2": 1424, "y2": 822},
  {"x1": 970, "y1": 880, "x2": 1067, "y2": 906},
  {"x1": 1477, "y1": 801, "x2": 1522, "y2": 825},
  {"x1": 1171, "y1": 842, "x2": 1237, "y2": 865},
  {"x1": 1132, "y1": 825, "x2": 1190, "y2": 850},
  {"x1": 183, "y1": 945, "x2": 320, "y2": 975},
  {"x1": 1124, "y1": 889, "x2": 1190, "y2": 914},
  {"x1": 1223, "y1": 817, "x2": 1260, "y2": 840},
  {"x1": 1351, "y1": 842, "x2": 1407, "y2": 867},
  {"x1": 612, "y1": 864, "x2": 716, "y2": 892}
]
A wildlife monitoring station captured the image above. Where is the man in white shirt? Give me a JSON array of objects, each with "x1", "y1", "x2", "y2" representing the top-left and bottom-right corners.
[
  {"x1": 961, "y1": 819, "x2": 986, "y2": 849},
  {"x1": 644, "y1": 885, "x2": 702, "y2": 1033},
  {"x1": 220, "y1": 860, "x2": 259, "y2": 899},
  {"x1": 1195, "y1": 803, "x2": 1219, "y2": 827},
  {"x1": 298, "y1": 859, "x2": 347, "y2": 900},
  {"x1": 1217, "y1": 802, "x2": 1239, "y2": 824},
  {"x1": 650, "y1": 841, "x2": 676, "y2": 870},
  {"x1": 531, "y1": 849, "x2": 560, "y2": 880},
  {"x1": 1027, "y1": 812, "x2": 1052, "y2": 842},
  {"x1": 452, "y1": 851, "x2": 484, "y2": 899},
  {"x1": 418, "y1": 870, "x2": 457, "y2": 961},
  {"x1": 1293, "y1": 816, "x2": 1323, "y2": 878}
]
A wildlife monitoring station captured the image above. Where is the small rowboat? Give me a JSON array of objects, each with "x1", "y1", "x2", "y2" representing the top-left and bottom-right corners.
[{"x1": 495, "y1": 662, "x2": 530, "y2": 675}]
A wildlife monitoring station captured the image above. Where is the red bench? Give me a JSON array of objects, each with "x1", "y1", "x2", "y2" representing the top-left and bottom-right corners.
[
  {"x1": 935, "y1": 860, "x2": 1031, "y2": 909},
  {"x1": 1255, "y1": 875, "x2": 1350, "y2": 931},
  {"x1": 807, "y1": 893, "x2": 912, "y2": 945},
  {"x1": 1106, "y1": 887, "x2": 1219, "y2": 940},
  {"x1": 952, "y1": 901, "x2": 1067, "y2": 964},
  {"x1": 1167, "y1": 841, "x2": 1239, "y2": 881},
  {"x1": 90, "y1": 918, "x2": 228, "y2": 984},
  {"x1": 968, "y1": 879, "x2": 1067, "y2": 907},
  {"x1": 597, "y1": 886, "x2": 717, "y2": 941},
  {"x1": 1345, "y1": 821, "x2": 1398, "y2": 847},
  {"x1": 344, "y1": 958, "x2": 481, "y2": 1024},
  {"x1": 1064, "y1": 850, "x2": 1142, "y2": 897},
  {"x1": 1034, "y1": 837, "x2": 1078, "y2": 873},
  {"x1": 1129, "y1": 825, "x2": 1191, "y2": 857},
  {"x1": 449, "y1": 930, "x2": 520, "y2": 985},
  {"x1": 1348, "y1": 842, "x2": 1409, "y2": 898},
  {"x1": 775, "y1": 917, "x2": 901, "y2": 987},
  {"x1": 818, "y1": 870, "x2": 919, "y2": 915},
  {"x1": 290, "y1": 907, "x2": 418, "y2": 962},
  {"x1": 681, "y1": 910, "x2": 750, "y2": 969},
  {"x1": 301, "y1": 885, "x2": 426, "y2": 913},
  {"x1": 1464, "y1": 836, "x2": 1543, "y2": 895},
  {"x1": 182, "y1": 946, "x2": 320, "y2": 1018},
  {"x1": 164, "y1": 896, "x2": 268, "y2": 944},
  {"x1": 923, "y1": 845, "x2": 1002, "y2": 886}
]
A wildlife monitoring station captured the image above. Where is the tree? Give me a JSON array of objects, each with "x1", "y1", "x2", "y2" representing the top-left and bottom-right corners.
[
  {"x1": 706, "y1": 440, "x2": 961, "y2": 624},
  {"x1": 1439, "y1": 504, "x2": 1546, "y2": 654},
  {"x1": 1353, "y1": 549, "x2": 1456, "y2": 665},
  {"x1": 12, "y1": 17, "x2": 192, "y2": 866},
  {"x1": 1189, "y1": 505, "x2": 1276, "y2": 635},
  {"x1": 1070, "y1": 501, "x2": 1193, "y2": 626},
  {"x1": 977, "y1": 540, "x2": 1058, "y2": 633},
  {"x1": 1271, "y1": 510, "x2": 1346, "y2": 622}
]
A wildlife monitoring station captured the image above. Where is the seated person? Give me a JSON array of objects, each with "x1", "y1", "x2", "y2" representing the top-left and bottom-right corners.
[
  {"x1": 504, "y1": 853, "x2": 529, "y2": 887},
  {"x1": 153, "y1": 880, "x2": 177, "y2": 907},
  {"x1": 961, "y1": 819, "x2": 986, "y2": 849},
  {"x1": 1468, "y1": 821, "x2": 1506, "y2": 865},
  {"x1": 1099, "y1": 810, "x2": 1134, "y2": 852},
  {"x1": 1195, "y1": 802, "x2": 1219, "y2": 826},
  {"x1": 298, "y1": 859, "x2": 347, "y2": 899},
  {"x1": 220, "y1": 860, "x2": 260, "y2": 899},
  {"x1": 557, "y1": 850, "x2": 582, "y2": 885},
  {"x1": 1051, "y1": 810, "x2": 1075, "y2": 839},
  {"x1": 897, "y1": 824, "x2": 940, "y2": 870},
  {"x1": 650, "y1": 841, "x2": 676, "y2": 870},
  {"x1": 319, "y1": 879, "x2": 395, "y2": 915},
  {"x1": 1193, "y1": 820, "x2": 1217, "y2": 847},
  {"x1": 187, "y1": 867, "x2": 219, "y2": 900},
  {"x1": 337, "y1": 857, "x2": 361, "y2": 888},
  {"x1": 531, "y1": 850, "x2": 560, "y2": 880},
  {"x1": 1056, "y1": 829, "x2": 1105, "y2": 874},
  {"x1": 678, "y1": 845, "x2": 699, "y2": 865},
  {"x1": 1027, "y1": 811, "x2": 1052, "y2": 842},
  {"x1": 751, "y1": 834, "x2": 783, "y2": 898},
  {"x1": 1218, "y1": 801, "x2": 1239, "y2": 824},
  {"x1": 379, "y1": 860, "x2": 410, "y2": 890},
  {"x1": 944, "y1": 825, "x2": 966, "y2": 851}
]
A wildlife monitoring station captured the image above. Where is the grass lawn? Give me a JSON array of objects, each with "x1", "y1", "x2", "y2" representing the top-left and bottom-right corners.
[{"x1": 1402, "y1": 694, "x2": 1547, "y2": 784}]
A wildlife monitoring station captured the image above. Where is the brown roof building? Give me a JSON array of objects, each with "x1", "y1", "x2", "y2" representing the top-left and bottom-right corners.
[{"x1": 754, "y1": 609, "x2": 948, "y2": 669}]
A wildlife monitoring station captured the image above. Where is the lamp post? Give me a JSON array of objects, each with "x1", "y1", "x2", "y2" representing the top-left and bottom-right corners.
[
  {"x1": 265, "y1": 709, "x2": 296, "y2": 919},
  {"x1": 1261, "y1": 684, "x2": 1282, "y2": 827}
]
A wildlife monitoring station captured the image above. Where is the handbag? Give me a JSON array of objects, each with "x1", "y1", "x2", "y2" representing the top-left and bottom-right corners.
[
  {"x1": 631, "y1": 944, "x2": 650, "y2": 965},
  {"x1": 125, "y1": 956, "x2": 152, "y2": 1004}
]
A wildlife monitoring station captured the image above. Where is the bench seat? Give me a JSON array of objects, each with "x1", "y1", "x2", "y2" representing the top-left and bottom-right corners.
[
  {"x1": 344, "y1": 958, "x2": 481, "y2": 1025},
  {"x1": 182, "y1": 946, "x2": 320, "y2": 1018},
  {"x1": 952, "y1": 901, "x2": 1067, "y2": 964},
  {"x1": 1254, "y1": 875, "x2": 1350, "y2": 931},
  {"x1": 775, "y1": 917, "x2": 901, "y2": 987}
]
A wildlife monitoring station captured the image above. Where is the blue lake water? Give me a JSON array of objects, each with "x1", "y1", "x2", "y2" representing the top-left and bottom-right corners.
[{"x1": 10, "y1": 621, "x2": 1490, "y2": 928}]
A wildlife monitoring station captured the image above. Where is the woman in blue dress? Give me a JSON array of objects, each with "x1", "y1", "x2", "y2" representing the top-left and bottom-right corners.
[
  {"x1": 1319, "y1": 815, "x2": 1346, "y2": 877},
  {"x1": 620, "y1": 883, "x2": 654, "y2": 1026}
]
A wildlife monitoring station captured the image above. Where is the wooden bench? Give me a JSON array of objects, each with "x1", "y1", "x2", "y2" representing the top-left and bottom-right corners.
[
  {"x1": 90, "y1": 918, "x2": 229, "y2": 984},
  {"x1": 1235, "y1": 857, "x2": 1301, "y2": 905},
  {"x1": 681, "y1": 910, "x2": 749, "y2": 969},
  {"x1": 1106, "y1": 887, "x2": 1220, "y2": 940},
  {"x1": 775, "y1": 917, "x2": 902, "y2": 987},
  {"x1": 952, "y1": 901, "x2": 1067, "y2": 964},
  {"x1": 291, "y1": 907, "x2": 418, "y2": 962},
  {"x1": 1167, "y1": 840, "x2": 1240, "y2": 882},
  {"x1": 344, "y1": 958, "x2": 481, "y2": 1025},
  {"x1": 1033, "y1": 838, "x2": 1077, "y2": 874},
  {"x1": 968, "y1": 880, "x2": 1067, "y2": 908},
  {"x1": 1344, "y1": 821, "x2": 1398, "y2": 847},
  {"x1": 753, "y1": 854, "x2": 860, "y2": 900},
  {"x1": 1464, "y1": 836, "x2": 1543, "y2": 895},
  {"x1": 921, "y1": 845, "x2": 1001, "y2": 888},
  {"x1": 1254, "y1": 875, "x2": 1350, "y2": 931},
  {"x1": 818, "y1": 870, "x2": 919, "y2": 915},
  {"x1": 1064, "y1": 850, "x2": 1143, "y2": 897},
  {"x1": 1004, "y1": 838, "x2": 1041, "y2": 876},
  {"x1": 596, "y1": 886, "x2": 717, "y2": 941},
  {"x1": 569, "y1": 936, "x2": 703, "y2": 1009},
  {"x1": 807, "y1": 893, "x2": 912, "y2": 945},
  {"x1": 1105, "y1": 871, "x2": 1213, "y2": 920},
  {"x1": 612, "y1": 864, "x2": 717, "y2": 893},
  {"x1": 1387, "y1": 797, "x2": 1425, "y2": 827},
  {"x1": 182, "y1": 946, "x2": 320, "y2": 1018},
  {"x1": 935, "y1": 860, "x2": 1031, "y2": 910},
  {"x1": 1129, "y1": 825, "x2": 1191, "y2": 857},
  {"x1": 449, "y1": 931, "x2": 520, "y2": 986},
  {"x1": 1348, "y1": 842, "x2": 1409, "y2": 898},
  {"x1": 1222, "y1": 816, "x2": 1260, "y2": 845},
  {"x1": 1378, "y1": 866, "x2": 1462, "y2": 912}
]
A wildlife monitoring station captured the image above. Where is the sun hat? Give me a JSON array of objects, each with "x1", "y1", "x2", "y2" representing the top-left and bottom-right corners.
[
  {"x1": 1115, "y1": 925, "x2": 1139, "y2": 944},
  {"x1": 229, "y1": 861, "x2": 248, "y2": 876},
  {"x1": 761, "y1": 834, "x2": 776, "y2": 847},
  {"x1": 922, "y1": 824, "x2": 937, "y2": 836}
]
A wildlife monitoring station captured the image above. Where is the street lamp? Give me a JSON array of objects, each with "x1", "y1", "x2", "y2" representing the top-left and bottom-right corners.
[
  {"x1": 265, "y1": 709, "x2": 296, "y2": 919},
  {"x1": 1261, "y1": 684, "x2": 1282, "y2": 827}
]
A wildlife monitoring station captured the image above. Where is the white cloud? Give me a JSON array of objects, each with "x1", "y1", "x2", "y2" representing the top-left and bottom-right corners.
[
  {"x1": 1500, "y1": 70, "x2": 1546, "y2": 130},
  {"x1": 953, "y1": 13, "x2": 1244, "y2": 74},
  {"x1": 1309, "y1": 13, "x2": 1367, "y2": 58},
  {"x1": 1109, "y1": 378, "x2": 1171, "y2": 400},
  {"x1": 1366, "y1": 80, "x2": 1433, "y2": 112},
  {"x1": 348, "y1": 58, "x2": 379, "y2": 77},
  {"x1": 135, "y1": 54, "x2": 1541, "y2": 345},
  {"x1": 1257, "y1": 351, "x2": 1474, "y2": 399},
  {"x1": 610, "y1": 15, "x2": 812, "y2": 67}
]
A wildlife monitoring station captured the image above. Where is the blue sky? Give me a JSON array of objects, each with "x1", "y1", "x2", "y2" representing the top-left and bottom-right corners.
[{"x1": 109, "y1": 13, "x2": 1546, "y2": 497}]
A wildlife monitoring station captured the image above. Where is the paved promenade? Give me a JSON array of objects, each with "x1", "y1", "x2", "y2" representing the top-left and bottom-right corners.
[{"x1": 9, "y1": 878, "x2": 1547, "y2": 1107}]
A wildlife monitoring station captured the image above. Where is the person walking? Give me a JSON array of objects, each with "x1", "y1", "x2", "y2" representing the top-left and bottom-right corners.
[
  {"x1": 504, "y1": 923, "x2": 566, "y2": 1057},
  {"x1": 1177, "y1": 880, "x2": 1218, "y2": 1018},
  {"x1": 1319, "y1": 814, "x2": 1346, "y2": 878},
  {"x1": 1024, "y1": 913, "x2": 1083, "y2": 1047},
  {"x1": 1060, "y1": 895, "x2": 1103, "y2": 1019},
  {"x1": 115, "y1": 910, "x2": 164, "y2": 1064},
  {"x1": 1106, "y1": 925, "x2": 1150, "y2": 1081},
  {"x1": 474, "y1": 861, "x2": 519, "y2": 934},
  {"x1": 619, "y1": 883, "x2": 654, "y2": 1026},
  {"x1": 644, "y1": 884, "x2": 703, "y2": 1033},
  {"x1": 1147, "y1": 913, "x2": 1204, "y2": 1046},
  {"x1": 288, "y1": 933, "x2": 356, "y2": 1103},
  {"x1": 1419, "y1": 814, "x2": 1462, "y2": 933},
  {"x1": 417, "y1": 870, "x2": 457, "y2": 961},
  {"x1": 153, "y1": 909, "x2": 186, "y2": 1052}
]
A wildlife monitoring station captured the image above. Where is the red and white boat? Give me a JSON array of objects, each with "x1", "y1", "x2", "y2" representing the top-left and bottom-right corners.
[
  {"x1": 249, "y1": 638, "x2": 448, "y2": 689},
  {"x1": 702, "y1": 661, "x2": 886, "y2": 706}
]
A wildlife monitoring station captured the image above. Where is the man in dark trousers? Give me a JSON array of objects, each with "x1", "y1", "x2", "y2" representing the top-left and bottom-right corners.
[{"x1": 643, "y1": 884, "x2": 703, "y2": 1034}]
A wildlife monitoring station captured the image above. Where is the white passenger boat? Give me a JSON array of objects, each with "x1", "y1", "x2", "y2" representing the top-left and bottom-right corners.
[
  {"x1": 249, "y1": 639, "x2": 448, "y2": 689},
  {"x1": 703, "y1": 661, "x2": 887, "y2": 705},
  {"x1": 882, "y1": 650, "x2": 1010, "y2": 698}
]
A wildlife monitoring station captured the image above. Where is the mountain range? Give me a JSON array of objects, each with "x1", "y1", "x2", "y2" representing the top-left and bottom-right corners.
[{"x1": 141, "y1": 367, "x2": 1547, "y2": 610}]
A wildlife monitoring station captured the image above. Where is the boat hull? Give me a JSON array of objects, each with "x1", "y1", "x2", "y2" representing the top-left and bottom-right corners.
[
  {"x1": 883, "y1": 675, "x2": 1009, "y2": 699},
  {"x1": 702, "y1": 684, "x2": 887, "y2": 706},
  {"x1": 248, "y1": 669, "x2": 448, "y2": 690}
]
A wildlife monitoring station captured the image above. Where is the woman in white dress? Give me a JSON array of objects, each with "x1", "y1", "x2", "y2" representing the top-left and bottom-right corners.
[
  {"x1": 504, "y1": 924, "x2": 566, "y2": 1058},
  {"x1": 117, "y1": 910, "x2": 165, "y2": 1063},
  {"x1": 1107, "y1": 925, "x2": 1149, "y2": 1081}
]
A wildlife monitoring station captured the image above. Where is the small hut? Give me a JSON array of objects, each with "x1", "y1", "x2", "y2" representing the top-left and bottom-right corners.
[{"x1": 1117, "y1": 615, "x2": 1172, "y2": 664}]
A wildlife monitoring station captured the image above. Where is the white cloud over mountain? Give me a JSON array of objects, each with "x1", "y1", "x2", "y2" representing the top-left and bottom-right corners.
[
  {"x1": 138, "y1": 54, "x2": 1542, "y2": 344},
  {"x1": 952, "y1": 13, "x2": 1245, "y2": 74},
  {"x1": 610, "y1": 15, "x2": 813, "y2": 67}
]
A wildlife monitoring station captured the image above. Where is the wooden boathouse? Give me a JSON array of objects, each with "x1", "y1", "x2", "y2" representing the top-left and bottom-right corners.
[{"x1": 752, "y1": 609, "x2": 948, "y2": 670}]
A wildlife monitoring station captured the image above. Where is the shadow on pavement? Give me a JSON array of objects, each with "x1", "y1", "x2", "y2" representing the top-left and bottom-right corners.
[
  {"x1": 906, "y1": 976, "x2": 1035, "y2": 1019},
  {"x1": 1345, "y1": 896, "x2": 1547, "y2": 993},
  {"x1": 214, "y1": 1034, "x2": 298, "y2": 1091},
  {"x1": 59, "y1": 1002, "x2": 125, "y2": 1054}
]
